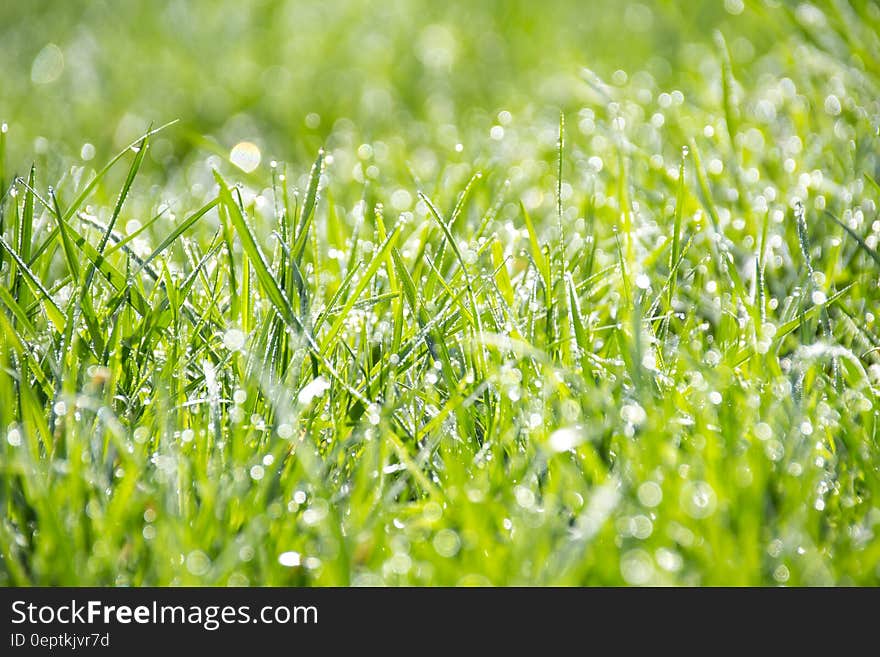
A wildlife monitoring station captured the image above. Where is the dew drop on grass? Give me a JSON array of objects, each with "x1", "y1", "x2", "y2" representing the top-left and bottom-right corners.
[
  {"x1": 185, "y1": 550, "x2": 211, "y2": 576},
  {"x1": 230, "y1": 141, "x2": 261, "y2": 173},
  {"x1": 765, "y1": 440, "x2": 784, "y2": 462},
  {"x1": 298, "y1": 376, "x2": 330, "y2": 404},
  {"x1": 754, "y1": 422, "x2": 772, "y2": 441},
  {"x1": 6, "y1": 428, "x2": 22, "y2": 447},
  {"x1": 631, "y1": 515, "x2": 653, "y2": 539},
  {"x1": 621, "y1": 549, "x2": 654, "y2": 585},
  {"x1": 637, "y1": 481, "x2": 663, "y2": 507},
  {"x1": 620, "y1": 402, "x2": 646, "y2": 426},
  {"x1": 278, "y1": 551, "x2": 301, "y2": 567},
  {"x1": 823, "y1": 94, "x2": 841, "y2": 116},
  {"x1": 548, "y1": 427, "x2": 582, "y2": 452},
  {"x1": 223, "y1": 328, "x2": 245, "y2": 351},
  {"x1": 772, "y1": 564, "x2": 790, "y2": 583},
  {"x1": 680, "y1": 480, "x2": 717, "y2": 519},
  {"x1": 433, "y1": 529, "x2": 461, "y2": 558},
  {"x1": 367, "y1": 403, "x2": 381, "y2": 425},
  {"x1": 656, "y1": 548, "x2": 683, "y2": 572},
  {"x1": 228, "y1": 573, "x2": 249, "y2": 586},
  {"x1": 302, "y1": 499, "x2": 328, "y2": 526},
  {"x1": 704, "y1": 350, "x2": 721, "y2": 367},
  {"x1": 514, "y1": 486, "x2": 536, "y2": 509},
  {"x1": 31, "y1": 43, "x2": 64, "y2": 84}
]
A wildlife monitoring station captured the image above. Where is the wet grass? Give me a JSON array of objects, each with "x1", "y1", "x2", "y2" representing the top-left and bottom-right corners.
[{"x1": 0, "y1": 0, "x2": 879, "y2": 585}]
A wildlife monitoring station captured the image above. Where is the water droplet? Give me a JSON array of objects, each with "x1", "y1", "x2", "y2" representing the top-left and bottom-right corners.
[
  {"x1": 754, "y1": 422, "x2": 773, "y2": 441},
  {"x1": 772, "y1": 564, "x2": 790, "y2": 583},
  {"x1": 823, "y1": 94, "x2": 841, "y2": 116},
  {"x1": 278, "y1": 551, "x2": 301, "y2": 567},
  {"x1": 223, "y1": 328, "x2": 246, "y2": 352},
  {"x1": 6, "y1": 428, "x2": 22, "y2": 447},
  {"x1": 230, "y1": 141, "x2": 261, "y2": 173},
  {"x1": 31, "y1": 43, "x2": 64, "y2": 84},
  {"x1": 621, "y1": 549, "x2": 654, "y2": 585},
  {"x1": 514, "y1": 486, "x2": 536, "y2": 509},
  {"x1": 631, "y1": 514, "x2": 653, "y2": 539},
  {"x1": 433, "y1": 529, "x2": 461, "y2": 558},
  {"x1": 620, "y1": 402, "x2": 647, "y2": 426},
  {"x1": 680, "y1": 480, "x2": 717, "y2": 519},
  {"x1": 185, "y1": 550, "x2": 211, "y2": 576},
  {"x1": 548, "y1": 427, "x2": 582, "y2": 452},
  {"x1": 637, "y1": 481, "x2": 663, "y2": 507},
  {"x1": 298, "y1": 376, "x2": 330, "y2": 404}
]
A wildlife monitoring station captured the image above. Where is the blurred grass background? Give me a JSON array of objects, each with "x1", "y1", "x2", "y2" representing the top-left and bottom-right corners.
[{"x1": 2, "y1": 1, "x2": 762, "y2": 165}]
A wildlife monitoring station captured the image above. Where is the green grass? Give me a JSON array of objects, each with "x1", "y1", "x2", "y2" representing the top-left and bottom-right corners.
[{"x1": 1, "y1": 0, "x2": 879, "y2": 585}]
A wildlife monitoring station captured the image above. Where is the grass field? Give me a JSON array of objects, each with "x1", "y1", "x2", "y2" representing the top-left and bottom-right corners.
[{"x1": 1, "y1": 0, "x2": 879, "y2": 585}]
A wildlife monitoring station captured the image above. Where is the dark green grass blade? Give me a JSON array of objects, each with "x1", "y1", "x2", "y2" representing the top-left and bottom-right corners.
[
  {"x1": 0, "y1": 234, "x2": 65, "y2": 330},
  {"x1": 80, "y1": 132, "x2": 150, "y2": 301},
  {"x1": 214, "y1": 170, "x2": 300, "y2": 331},
  {"x1": 49, "y1": 189, "x2": 81, "y2": 281},
  {"x1": 139, "y1": 198, "x2": 219, "y2": 269},
  {"x1": 292, "y1": 149, "x2": 325, "y2": 267}
]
